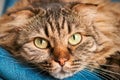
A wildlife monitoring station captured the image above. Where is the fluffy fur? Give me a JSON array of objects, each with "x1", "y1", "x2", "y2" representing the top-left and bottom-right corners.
[{"x1": 0, "y1": 0, "x2": 120, "y2": 79}]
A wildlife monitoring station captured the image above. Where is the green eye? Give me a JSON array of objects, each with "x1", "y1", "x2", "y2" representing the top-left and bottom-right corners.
[
  {"x1": 68, "y1": 33, "x2": 82, "y2": 45},
  {"x1": 34, "y1": 37, "x2": 48, "y2": 49}
]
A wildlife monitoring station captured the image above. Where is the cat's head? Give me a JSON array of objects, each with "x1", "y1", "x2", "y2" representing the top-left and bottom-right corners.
[{"x1": 0, "y1": 0, "x2": 120, "y2": 79}]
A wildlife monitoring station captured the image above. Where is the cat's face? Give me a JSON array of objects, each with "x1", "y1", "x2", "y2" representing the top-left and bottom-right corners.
[
  {"x1": 0, "y1": 1, "x2": 118, "y2": 79},
  {"x1": 14, "y1": 5, "x2": 111, "y2": 79},
  {"x1": 18, "y1": 16, "x2": 97, "y2": 79}
]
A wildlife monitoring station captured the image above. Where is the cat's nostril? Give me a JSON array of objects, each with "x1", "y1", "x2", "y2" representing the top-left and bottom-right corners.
[{"x1": 57, "y1": 58, "x2": 68, "y2": 66}]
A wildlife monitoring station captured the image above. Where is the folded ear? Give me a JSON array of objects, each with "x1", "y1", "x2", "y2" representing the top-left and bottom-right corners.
[
  {"x1": 60, "y1": 0, "x2": 110, "y2": 4},
  {"x1": 7, "y1": 0, "x2": 110, "y2": 12},
  {"x1": 7, "y1": 0, "x2": 52, "y2": 13},
  {"x1": 0, "y1": 0, "x2": 48, "y2": 50},
  {"x1": 0, "y1": 9, "x2": 34, "y2": 49},
  {"x1": 71, "y1": 3, "x2": 98, "y2": 26},
  {"x1": 71, "y1": 1, "x2": 120, "y2": 46},
  {"x1": 71, "y1": 0, "x2": 120, "y2": 25},
  {"x1": 7, "y1": 0, "x2": 40, "y2": 13}
]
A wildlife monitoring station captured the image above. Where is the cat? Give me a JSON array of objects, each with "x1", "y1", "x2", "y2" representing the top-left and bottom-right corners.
[{"x1": 0, "y1": 0, "x2": 120, "y2": 79}]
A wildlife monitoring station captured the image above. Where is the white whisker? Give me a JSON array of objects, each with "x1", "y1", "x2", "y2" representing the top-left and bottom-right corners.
[
  {"x1": 78, "y1": 72, "x2": 89, "y2": 80},
  {"x1": 94, "y1": 70, "x2": 112, "y2": 80},
  {"x1": 100, "y1": 64, "x2": 119, "y2": 68},
  {"x1": 95, "y1": 68, "x2": 120, "y2": 76},
  {"x1": 83, "y1": 69, "x2": 100, "y2": 78},
  {"x1": 0, "y1": 55, "x2": 15, "y2": 60}
]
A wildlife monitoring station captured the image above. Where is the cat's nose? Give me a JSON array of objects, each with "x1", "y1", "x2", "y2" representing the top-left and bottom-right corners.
[{"x1": 57, "y1": 58, "x2": 68, "y2": 66}]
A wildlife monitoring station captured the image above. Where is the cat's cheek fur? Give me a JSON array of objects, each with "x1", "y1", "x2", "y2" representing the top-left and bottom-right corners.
[{"x1": 20, "y1": 43, "x2": 50, "y2": 63}]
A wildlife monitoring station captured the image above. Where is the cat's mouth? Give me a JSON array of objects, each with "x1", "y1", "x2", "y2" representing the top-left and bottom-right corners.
[
  {"x1": 49, "y1": 64, "x2": 77, "y2": 79},
  {"x1": 50, "y1": 67, "x2": 75, "y2": 79},
  {"x1": 59, "y1": 67, "x2": 71, "y2": 73}
]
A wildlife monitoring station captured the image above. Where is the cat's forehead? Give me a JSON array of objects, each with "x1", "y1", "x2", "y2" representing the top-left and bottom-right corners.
[
  {"x1": 17, "y1": 2, "x2": 97, "y2": 39},
  {"x1": 24, "y1": 9, "x2": 81, "y2": 38},
  {"x1": 26, "y1": 2, "x2": 70, "y2": 16},
  {"x1": 20, "y1": 3, "x2": 89, "y2": 41},
  {"x1": 31, "y1": 2, "x2": 73, "y2": 19}
]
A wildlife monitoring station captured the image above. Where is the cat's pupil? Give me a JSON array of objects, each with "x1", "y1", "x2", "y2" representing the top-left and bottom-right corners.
[
  {"x1": 40, "y1": 39, "x2": 43, "y2": 44},
  {"x1": 73, "y1": 35, "x2": 76, "y2": 40}
]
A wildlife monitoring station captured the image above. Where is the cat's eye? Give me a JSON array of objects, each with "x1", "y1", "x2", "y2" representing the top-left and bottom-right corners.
[
  {"x1": 68, "y1": 33, "x2": 82, "y2": 45},
  {"x1": 34, "y1": 37, "x2": 49, "y2": 49}
]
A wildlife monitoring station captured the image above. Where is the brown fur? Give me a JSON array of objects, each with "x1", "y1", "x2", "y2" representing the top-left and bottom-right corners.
[{"x1": 0, "y1": 0, "x2": 120, "y2": 79}]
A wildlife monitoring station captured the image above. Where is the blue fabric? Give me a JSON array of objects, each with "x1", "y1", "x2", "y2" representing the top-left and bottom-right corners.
[
  {"x1": 2, "y1": 0, "x2": 17, "y2": 14},
  {"x1": 0, "y1": 47, "x2": 102, "y2": 80}
]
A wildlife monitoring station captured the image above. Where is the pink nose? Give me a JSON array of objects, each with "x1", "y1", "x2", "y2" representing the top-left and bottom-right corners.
[{"x1": 57, "y1": 58, "x2": 68, "y2": 66}]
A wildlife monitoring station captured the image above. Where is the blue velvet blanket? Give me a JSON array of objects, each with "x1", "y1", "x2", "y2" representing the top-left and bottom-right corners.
[{"x1": 0, "y1": 47, "x2": 102, "y2": 80}]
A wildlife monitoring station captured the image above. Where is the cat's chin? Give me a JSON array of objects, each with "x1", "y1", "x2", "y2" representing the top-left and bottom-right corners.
[
  {"x1": 48, "y1": 61, "x2": 80, "y2": 79},
  {"x1": 50, "y1": 70, "x2": 76, "y2": 79},
  {"x1": 49, "y1": 66, "x2": 78, "y2": 79}
]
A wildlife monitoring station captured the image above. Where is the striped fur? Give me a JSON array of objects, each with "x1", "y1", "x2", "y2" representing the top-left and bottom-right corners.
[{"x1": 0, "y1": 0, "x2": 120, "y2": 79}]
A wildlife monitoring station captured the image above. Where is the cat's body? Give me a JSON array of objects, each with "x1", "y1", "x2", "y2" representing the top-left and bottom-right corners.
[{"x1": 0, "y1": 0, "x2": 120, "y2": 79}]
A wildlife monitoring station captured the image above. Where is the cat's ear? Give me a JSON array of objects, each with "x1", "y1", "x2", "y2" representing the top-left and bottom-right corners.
[
  {"x1": 60, "y1": 0, "x2": 110, "y2": 4},
  {"x1": 7, "y1": 0, "x2": 39, "y2": 13},
  {"x1": 70, "y1": 0, "x2": 110, "y2": 15},
  {"x1": 0, "y1": 0, "x2": 46, "y2": 49},
  {"x1": 0, "y1": 9, "x2": 34, "y2": 48},
  {"x1": 0, "y1": 13, "x2": 22, "y2": 48},
  {"x1": 70, "y1": 0, "x2": 109, "y2": 22}
]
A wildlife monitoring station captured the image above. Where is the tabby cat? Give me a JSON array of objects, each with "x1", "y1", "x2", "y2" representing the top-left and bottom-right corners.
[{"x1": 0, "y1": 0, "x2": 120, "y2": 79}]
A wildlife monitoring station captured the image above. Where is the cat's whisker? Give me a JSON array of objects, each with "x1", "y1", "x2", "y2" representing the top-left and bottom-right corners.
[
  {"x1": 83, "y1": 69, "x2": 101, "y2": 78},
  {"x1": 27, "y1": 64, "x2": 38, "y2": 67},
  {"x1": 0, "y1": 54, "x2": 16, "y2": 60},
  {"x1": 93, "y1": 70, "x2": 114, "y2": 80},
  {"x1": 34, "y1": 68, "x2": 47, "y2": 76},
  {"x1": 86, "y1": 65, "x2": 108, "y2": 80},
  {"x1": 100, "y1": 64, "x2": 119, "y2": 68},
  {"x1": 96, "y1": 69, "x2": 119, "y2": 80},
  {"x1": 38, "y1": 71, "x2": 48, "y2": 76},
  {"x1": 86, "y1": 69, "x2": 107, "y2": 80},
  {"x1": 0, "y1": 55, "x2": 24, "y2": 64},
  {"x1": 94, "y1": 67, "x2": 120, "y2": 76},
  {"x1": 72, "y1": 73, "x2": 79, "y2": 80},
  {"x1": 39, "y1": 70, "x2": 46, "y2": 74},
  {"x1": 9, "y1": 61, "x2": 22, "y2": 64},
  {"x1": 22, "y1": 67, "x2": 38, "y2": 70},
  {"x1": 77, "y1": 72, "x2": 89, "y2": 80},
  {"x1": 87, "y1": 63, "x2": 120, "y2": 76},
  {"x1": 86, "y1": 65, "x2": 120, "y2": 80}
]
